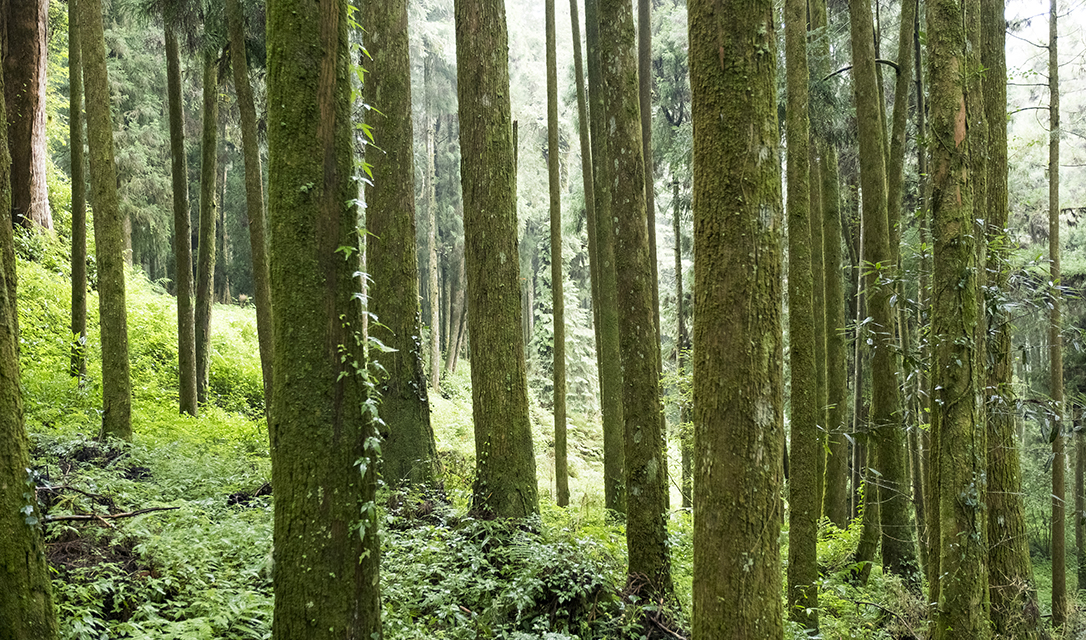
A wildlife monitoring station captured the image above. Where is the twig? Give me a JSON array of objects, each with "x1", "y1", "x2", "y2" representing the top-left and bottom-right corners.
[
  {"x1": 39, "y1": 485, "x2": 108, "y2": 501},
  {"x1": 849, "y1": 599, "x2": 917, "y2": 637},
  {"x1": 45, "y1": 506, "x2": 179, "y2": 523}
]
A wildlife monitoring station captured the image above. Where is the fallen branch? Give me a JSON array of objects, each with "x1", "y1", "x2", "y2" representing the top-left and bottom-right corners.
[{"x1": 45, "y1": 506, "x2": 179, "y2": 524}]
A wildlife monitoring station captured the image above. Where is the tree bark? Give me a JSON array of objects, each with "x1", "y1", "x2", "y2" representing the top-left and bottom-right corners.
[
  {"x1": 848, "y1": 0, "x2": 919, "y2": 587},
  {"x1": 425, "y1": 55, "x2": 441, "y2": 397},
  {"x1": 227, "y1": 0, "x2": 274, "y2": 416},
  {"x1": 267, "y1": 0, "x2": 382, "y2": 633},
  {"x1": 81, "y1": 0, "x2": 132, "y2": 440},
  {"x1": 455, "y1": 0, "x2": 539, "y2": 519},
  {"x1": 637, "y1": 0, "x2": 659, "y2": 355},
  {"x1": 822, "y1": 146, "x2": 849, "y2": 528},
  {"x1": 363, "y1": 0, "x2": 440, "y2": 487},
  {"x1": 599, "y1": 0, "x2": 672, "y2": 595},
  {"x1": 2, "y1": 0, "x2": 51, "y2": 230},
  {"x1": 690, "y1": 0, "x2": 785, "y2": 633},
  {"x1": 0, "y1": 47, "x2": 58, "y2": 640},
  {"x1": 70, "y1": 0, "x2": 87, "y2": 379},
  {"x1": 195, "y1": 49, "x2": 219, "y2": 406},
  {"x1": 585, "y1": 0, "x2": 625, "y2": 516}
]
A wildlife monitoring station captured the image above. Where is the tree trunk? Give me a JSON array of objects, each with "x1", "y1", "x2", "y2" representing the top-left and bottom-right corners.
[
  {"x1": 2, "y1": 0, "x2": 51, "y2": 230},
  {"x1": 822, "y1": 145, "x2": 849, "y2": 528},
  {"x1": 785, "y1": 0, "x2": 818, "y2": 625},
  {"x1": 599, "y1": 0, "x2": 671, "y2": 595},
  {"x1": 166, "y1": 25, "x2": 197, "y2": 417},
  {"x1": 545, "y1": 0, "x2": 569, "y2": 508},
  {"x1": 585, "y1": 0, "x2": 625, "y2": 516},
  {"x1": 444, "y1": 239, "x2": 465, "y2": 375},
  {"x1": 1049, "y1": 0, "x2": 1067, "y2": 627},
  {"x1": 674, "y1": 179, "x2": 691, "y2": 510},
  {"x1": 455, "y1": 0, "x2": 539, "y2": 519},
  {"x1": 195, "y1": 49, "x2": 219, "y2": 406},
  {"x1": 849, "y1": 0, "x2": 919, "y2": 587},
  {"x1": 637, "y1": 0, "x2": 659, "y2": 355},
  {"x1": 928, "y1": 0, "x2": 989, "y2": 633},
  {"x1": 81, "y1": 0, "x2": 132, "y2": 440},
  {"x1": 0, "y1": 48, "x2": 58, "y2": 640},
  {"x1": 70, "y1": 0, "x2": 87, "y2": 380},
  {"x1": 227, "y1": 0, "x2": 274, "y2": 415},
  {"x1": 425, "y1": 55, "x2": 441, "y2": 396},
  {"x1": 363, "y1": 0, "x2": 440, "y2": 487},
  {"x1": 267, "y1": 0, "x2": 382, "y2": 633},
  {"x1": 690, "y1": 0, "x2": 784, "y2": 632}
]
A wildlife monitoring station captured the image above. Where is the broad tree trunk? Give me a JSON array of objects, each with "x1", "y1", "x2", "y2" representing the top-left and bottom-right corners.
[
  {"x1": 227, "y1": 0, "x2": 273, "y2": 414},
  {"x1": 195, "y1": 49, "x2": 219, "y2": 406},
  {"x1": 455, "y1": 0, "x2": 539, "y2": 519},
  {"x1": 690, "y1": 0, "x2": 785, "y2": 633},
  {"x1": 585, "y1": 0, "x2": 625, "y2": 516},
  {"x1": 70, "y1": 0, "x2": 87, "y2": 379},
  {"x1": 267, "y1": 0, "x2": 382, "y2": 633},
  {"x1": 81, "y1": 0, "x2": 132, "y2": 439},
  {"x1": 362, "y1": 0, "x2": 439, "y2": 487},
  {"x1": 0, "y1": 49, "x2": 58, "y2": 640},
  {"x1": 166, "y1": 25, "x2": 197, "y2": 417},
  {"x1": 2, "y1": 0, "x2": 51, "y2": 230}
]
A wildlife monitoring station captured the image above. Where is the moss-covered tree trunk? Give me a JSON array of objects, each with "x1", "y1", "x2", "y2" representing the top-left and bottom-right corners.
[
  {"x1": 690, "y1": 0, "x2": 784, "y2": 633},
  {"x1": 165, "y1": 24, "x2": 197, "y2": 417},
  {"x1": 455, "y1": 0, "x2": 539, "y2": 519},
  {"x1": 1048, "y1": 0, "x2": 1067, "y2": 626},
  {"x1": 983, "y1": 0, "x2": 1040, "y2": 635},
  {"x1": 362, "y1": 0, "x2": 439, "y2": 487},
  {"x1": 785, "y1": 0, "x2": 818, "y2": 626},
  {"x1": 546, "y1": 0, "x2": 569, "y2": 508},
  {"x1": 194, "y1": 49, "x2": 219, "y2": 406},
  {"x1": 928, "y1": 0, "x2": 990, "y2": 635},
  {"x1": 2, "y1": 0, "x2": 51, "y2": 230},
  {"x1": 424, "y1": 55, "x2": 441, "y2": 397},
  {"x1": 0, "y1": 54, "x2": 58, "y2": 640},
  {"x1": 266, "y1": 0, "x2": 382, "y2": 634},
  {"x1": 81, "y1": 0, "x2": 132, "y2": 440},
  {"x1": 848, "y1": 0, "x2": 919, "y2": 587},
  {"x1": 585, "y1": 0, "x2": 625, "y2": 516},
  {"x1": 674, "y1": 178, "x2": 692, "y2": 510},
  {"x1": 822, "y1": 145, "x2": 849, "y2": 528},
  {"x1": 637, "y1": 0, "x2": 659, "y2": 353},
  {"x1": 70, "y1": 0, "x2": 87, "y2": 380},
  {"x1": 598, "y1": 0, "x2": 671, "y2": 594},
  {"x1": 227, "y1": 0, "x2": 273, "y2": 414}
]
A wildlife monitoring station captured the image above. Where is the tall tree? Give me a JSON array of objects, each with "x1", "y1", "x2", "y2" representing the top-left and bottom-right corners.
[
  {"x1": 194, "y1": 49, "x2": 219, "y2": 406},
  {"x1": 1048, "y1": 0, "x2": 1066, "y2": 626},
  {"x1": 546, "y1": 0, "x2": 569, "y2": 507},
  {"x1": 690, "y1": 0, "x2": 785, "y2": 632},
  {"x1": 227, "y1": 0, "x2": 274, "y2": 413},
  {"x1": 821, "y1": 145, "x2": 849, "y2": 528},
  {"x1": 0, "y1": 53, "x2": 58, "y2": 640},
  {"x1": 928, "y1": 0, "x2": 989, "y2": 634},
  {"x1": 637, "y1": 0, "x2": 659, "y2": 351},
  {"x1": 266, "y1": 0, "x2": 382, "y2": 633},
  {"x1": 984, "y1": 0, "x2": 1041, "y2": 634},
  {"x1": 455, "y1": 0, "x2": 539, "y2": 519},
  {"x1": 81, "y1": 0, "x2": 132, "y2": 440},
  {"x1": 424, "y1": 53, "x2": 441, "y2": 397},
  {"x1": 585, "y1": 0, "x2": 625, "y2": 515},
  {"x1": 785, "y1": 0, "x2": 818, "y2": 626},
  {"x1": 166, "y1": 20, "x2": 198, "y2": 416},
  {"x1": 70, "y1": 0, "x2": 88, "y2": 380},
  {"x1": 848, "y1": 0, "x2": 919, "y2": 586},
  {"x1": 2, "y1": 0, "x2": 51, "y2": 230},
  {"x1": 599, "y1": 0, "x2": 672, "y2": 594},
  {"x1": 362, "y1": 0, "x2": 440, "y2": 486}
]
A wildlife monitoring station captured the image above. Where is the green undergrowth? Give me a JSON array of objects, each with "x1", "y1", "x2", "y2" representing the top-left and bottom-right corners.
[{"x1": 14, "y1": 238, "x2": 926, "y2": 639}]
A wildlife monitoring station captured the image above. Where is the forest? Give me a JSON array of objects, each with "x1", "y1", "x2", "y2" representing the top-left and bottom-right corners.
[{"x1": 2, "y1": 0, "x2": 1086, "y2": 637}]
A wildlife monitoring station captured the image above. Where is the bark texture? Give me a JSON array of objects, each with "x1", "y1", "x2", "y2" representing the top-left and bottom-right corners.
[
  {"x1": 455, "y1": 0, "x2": 539, "y2": 519},
  {"x1": 599, "y1": 0, "x2": 671, "y2": 594},
  {"x1": 362, "y1": 0, "x2": 440, "y2": 486},
  {"x1": 70, "y1": 0, "x2": 87, "y2": 379},
  {"x1": 81, "y1": 0, "x2": 132, "y2": 440},
  {"x1": 266, "y1": 0, "x2": 382, "y2": 634},
  {"x1": 0, "y1": 53, "x2": 58, "y2": 640},
  {"x1": 2, "y1": 0, "x2": 51, "y2": 230},
  {"x1": 690, "y1": 0, "x2": 785, "y2": 634}
]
